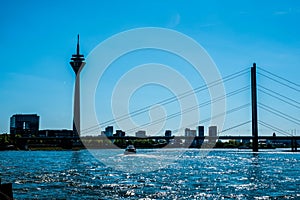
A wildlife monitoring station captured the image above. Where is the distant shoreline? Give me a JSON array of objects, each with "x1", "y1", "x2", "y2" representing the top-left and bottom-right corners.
[{"x1": 1, "y1": 146, "x2": 298, "y2": 152}]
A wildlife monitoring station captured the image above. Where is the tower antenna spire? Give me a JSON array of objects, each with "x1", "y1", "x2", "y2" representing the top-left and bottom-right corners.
[{"x1": 77, "y1": 34, "x2": 80, "y2": 55}]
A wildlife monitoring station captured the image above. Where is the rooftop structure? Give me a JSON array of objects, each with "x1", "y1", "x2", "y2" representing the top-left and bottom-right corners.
[{"x1": 10, "y1": 114, "x2": 40, "y2": 137}]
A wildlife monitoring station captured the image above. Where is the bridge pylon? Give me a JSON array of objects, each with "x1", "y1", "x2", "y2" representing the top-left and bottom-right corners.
[{"x1": 251, "y1": 63, "x2": 259, "y2": 152}]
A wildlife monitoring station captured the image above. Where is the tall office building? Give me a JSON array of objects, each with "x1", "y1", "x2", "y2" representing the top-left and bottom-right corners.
[
  {"x1": 10, "y1": 114, "x2": 40, "y2": 137},
  {"x1": 197, "y1": 125, "x2": 205, "y2": 145},
  {"x1": 105, "y1": 126, "x2": 113, "y2": 137},
  {"x1": 208, "y1": 126, "x2": 217, "y2": 143},
  {"x1": 197, "y1": 126, "x2": 204, "y2": 137}
]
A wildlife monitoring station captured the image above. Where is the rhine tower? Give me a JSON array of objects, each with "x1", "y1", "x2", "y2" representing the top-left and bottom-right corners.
[{"x1": 70, "y1": 35, "x2": 85, "y2": 137}]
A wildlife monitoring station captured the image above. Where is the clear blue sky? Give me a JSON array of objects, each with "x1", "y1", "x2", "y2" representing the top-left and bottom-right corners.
[{"x1": 0, "y1": 0, "x2": 299, "y2": 136}]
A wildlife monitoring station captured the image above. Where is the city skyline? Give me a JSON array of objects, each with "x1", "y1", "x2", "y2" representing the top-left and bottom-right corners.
[{"x1": 0, "y1": 1, "x2": 299, "y2": 136}]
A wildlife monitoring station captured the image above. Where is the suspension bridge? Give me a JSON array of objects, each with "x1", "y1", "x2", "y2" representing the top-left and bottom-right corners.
[
  {"x1": 79, "y1": 63, "x2": 299, "y2": 152},
  {"x1": 17, "y1": 63, "x2": 300, "y2": 152}
]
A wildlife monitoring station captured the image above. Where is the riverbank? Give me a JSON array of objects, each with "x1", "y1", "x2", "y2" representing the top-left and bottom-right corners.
[{"x1": 1, "y1": 145, "x2": 299, "y2": 152}]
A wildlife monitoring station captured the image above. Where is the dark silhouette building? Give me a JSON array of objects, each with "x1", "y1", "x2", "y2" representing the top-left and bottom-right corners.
[
  {"x1": 165, "y1": 130, "x2": 172, "y2": 137},
  {"x1": 10, "y1": 114, "x2": 40, "y2": 137},
  {"x1": 105, "y1": 126, "x2": 113, "y2": 137},
  {"x1": 197, "y1": 126, "x2": 205, "y2": 146},
  {"x1": 197, "y1": 126, "x2": 204, "y2": 137},
  {"x1": 115, "y1": 130, "x2": 125, "y2": 137},
  {"x1": 38, "y1": 129, "x2": 73, "y2": 138}
]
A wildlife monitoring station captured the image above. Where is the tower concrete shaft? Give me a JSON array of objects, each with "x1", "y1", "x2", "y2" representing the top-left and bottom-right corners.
[{"x1": 70, "y1": 35, "x2": 85, "y2": 137}]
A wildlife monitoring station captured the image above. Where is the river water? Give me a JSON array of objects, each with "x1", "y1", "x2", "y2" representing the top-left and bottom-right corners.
[{"x1": 0, "y1": 149, "x2": 299, "y2": 199}]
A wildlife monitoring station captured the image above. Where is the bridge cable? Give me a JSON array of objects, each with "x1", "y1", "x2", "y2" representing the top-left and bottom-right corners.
[
  {"x1": 257, "y1": 72, "x2": 300, "y2": 92},
  {"x1": 258, "y1": 84, "x2": 300, "y2": 105},
  {"x1": 123, "y1": 87, "x2": 250, "y2": 134},
  {"x1": 258, "y1": 120, "x2": 292, "y2": 136},
  {"x1": 258, "y1": 103, "x2": 300, "y2": 126},
  {"x1": 83, "y1": 86, "x2": 250, "y2": 135},
  {"x1": 259, "y1": 103, "x2": 300, "y2": 124},
  {"x1": 218, "y1": 120, "x2": 251, "y2": 134},
  {"x1": 258, "y1": 67, "x2": 300, "y2": 88},
  {"x1": 80, "y1": 68, "x2": 250, "y2": 134},
  {"x1": 171, "y1": 103, "x2": 250, "y2": 135},
  {"x1": 258, "y1": 89, "x2": 300, "y2": 109}
]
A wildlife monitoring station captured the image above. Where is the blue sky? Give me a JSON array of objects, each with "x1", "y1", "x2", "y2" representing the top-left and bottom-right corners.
[{"x1": 0, "y1": 0, "x2": 299, "y2": 136}]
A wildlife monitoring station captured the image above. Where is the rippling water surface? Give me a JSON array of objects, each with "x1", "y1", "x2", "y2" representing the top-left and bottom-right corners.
[{"x1": 1, "y1": 149, "x2": 300, "y2": 199}]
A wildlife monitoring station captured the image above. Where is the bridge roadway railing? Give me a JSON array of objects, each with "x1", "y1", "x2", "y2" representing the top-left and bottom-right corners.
[
  {"x1": 15, "y1": 135, "x2": 300, "y2": 140},
  {"x1": 16, "y1": 135, "x2": 299, "y2": 151}
]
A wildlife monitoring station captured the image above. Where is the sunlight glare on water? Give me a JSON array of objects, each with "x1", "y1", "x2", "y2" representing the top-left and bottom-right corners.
[{"x1": 0, "y1": 149, "x2": 300, "y2": 199}]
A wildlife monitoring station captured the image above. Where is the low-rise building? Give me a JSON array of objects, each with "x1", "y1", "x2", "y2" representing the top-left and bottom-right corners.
[
  {"x1": 136, "y1": 130, "x2": 146, "y2": 138},
  {"x1": 10, "y1": 114, "x2": 40, "y2": 137},
  {"x1": 38, "y1": 129, "x2": 73, "y2": 138},
  {"x1": 165, "y1": 130, "x2": 172, "y2": 137},
  {"x1": 115, "y1": 130, "x2": 125, "y2": 137},
  {"x1": 185, "y1": 128, "x2": 196, "y2": 137}
]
